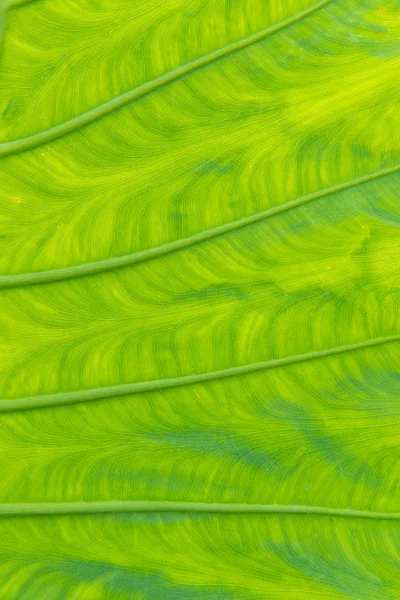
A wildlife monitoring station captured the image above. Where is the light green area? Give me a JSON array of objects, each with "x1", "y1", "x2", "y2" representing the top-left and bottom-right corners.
[{"x1": 0, "y1": 0, "x2": 400, "y2": 598}]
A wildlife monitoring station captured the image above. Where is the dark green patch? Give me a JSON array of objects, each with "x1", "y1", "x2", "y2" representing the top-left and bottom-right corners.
[
  {"x1": 265, "y1": 540, "x2": 394, "y2": 600},
  {"x1": 54, "y1": 559, "x2": 238, "y2": 600}
]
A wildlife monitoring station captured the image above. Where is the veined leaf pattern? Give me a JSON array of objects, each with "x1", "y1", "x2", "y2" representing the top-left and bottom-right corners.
[{"x1": 0, "y1": 0, "x2": 400, "y2": 598}]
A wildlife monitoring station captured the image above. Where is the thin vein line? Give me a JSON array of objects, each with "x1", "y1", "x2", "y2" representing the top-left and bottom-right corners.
[
  {"x1": 1, "y1": 162, "x2": 399, "y2": 290},
  {"x1": 0, "y1": 0, "x2": 332, "y2": 157},
  {"x1": 1, "y1": 333, "x2": 398, "y2": 413},
  {"x1": 1, "y1": 501, "x2": 400, "y2": 519}
]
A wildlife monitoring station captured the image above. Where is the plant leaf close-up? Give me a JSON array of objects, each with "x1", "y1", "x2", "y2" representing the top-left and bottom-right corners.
[{"x1": 0, "y1": 0, "x2": 400, "y2": 598}]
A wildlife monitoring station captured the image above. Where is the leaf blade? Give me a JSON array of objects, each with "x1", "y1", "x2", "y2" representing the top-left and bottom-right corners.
[{"x1": 1, "y1": 0, "x2": 400, "y2": 598}]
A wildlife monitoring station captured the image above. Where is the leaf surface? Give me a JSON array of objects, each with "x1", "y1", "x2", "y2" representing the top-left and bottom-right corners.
[{"x1": 0, "y1": 0, "x2": 400, "y2": 598}]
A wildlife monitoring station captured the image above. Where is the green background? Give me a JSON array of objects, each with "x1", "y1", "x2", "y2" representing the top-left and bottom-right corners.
[{"x1": 0, "y1": 0, "x2": 400, "y2": 597}]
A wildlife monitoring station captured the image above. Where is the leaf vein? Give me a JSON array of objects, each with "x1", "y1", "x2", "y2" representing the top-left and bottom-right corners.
[
  {"x1": 1, "y1": 501, "x2": 400, "y2": 520},
  {"x1": 1, "y1": 162, "x2": 399, "y2": 289},
  {"x1": 0, "y1": 0, "x2": 332, "y2": 157},
  {"x1": 1, "y1": 333, "x2": 398, "y2": 413}
]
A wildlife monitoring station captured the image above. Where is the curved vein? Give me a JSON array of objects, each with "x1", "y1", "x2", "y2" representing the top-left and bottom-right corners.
[
  {"x1": 1, "y1": 162, "x2": 399, "y2": 290},
  {"x1": 1, "y1": 501, "x2": 400, "y2": 519},
  {"x1": 1, "y1": 333, "x2": 398, "y2": 413},
  {"x1": 0, "y1": 0, "x2": 332, "y2": 158}
]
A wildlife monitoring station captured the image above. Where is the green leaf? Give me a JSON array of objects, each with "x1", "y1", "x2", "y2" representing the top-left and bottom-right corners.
[{"x1": 0, "y1": 0, "x2": 400, "y2": 597}]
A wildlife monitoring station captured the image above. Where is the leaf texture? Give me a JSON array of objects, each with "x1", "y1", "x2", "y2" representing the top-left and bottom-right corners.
[{"x1": 0, "y1": 0, "x2": 400, "y2": 598}]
